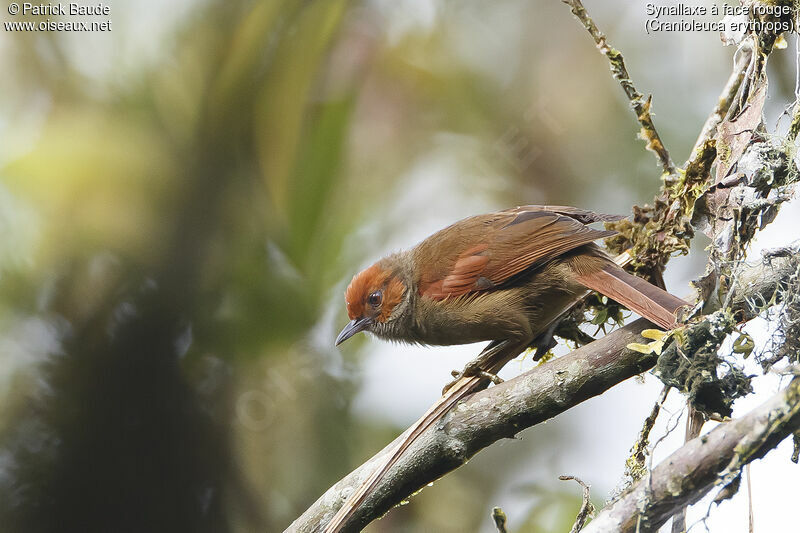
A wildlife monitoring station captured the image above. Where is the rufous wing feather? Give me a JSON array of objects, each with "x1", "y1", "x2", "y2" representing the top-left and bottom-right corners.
[
  {"x1": 417, "y1": 206, "x2": 622, "y2": 300},
  {"x1": 573, "y1": 263, "x2": 688, "y2": 329}
]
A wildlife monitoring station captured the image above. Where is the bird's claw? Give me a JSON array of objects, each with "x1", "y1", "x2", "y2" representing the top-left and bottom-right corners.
[
  {"x1": 478, "y1": 370, "x2": 504, "y2": 384},
  {"x1": 442, "y1": 362, "x2": 503, "y2": 394}
]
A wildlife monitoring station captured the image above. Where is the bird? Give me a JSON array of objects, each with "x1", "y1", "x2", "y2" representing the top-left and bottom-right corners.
[{"x1": 335, "y1": 205, "x2": 688, "y2": 375}]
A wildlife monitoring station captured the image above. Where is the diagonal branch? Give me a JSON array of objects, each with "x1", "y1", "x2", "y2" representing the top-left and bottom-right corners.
[
  {"x1": 289, "y1": 319, "x2": 653, "y2": 533},
  {"x1": 582, "y1": 377, "x2": 800, "y2": 533},
  {"x1": 286, "y1": 252, "x2": 798, "y2": 532}
]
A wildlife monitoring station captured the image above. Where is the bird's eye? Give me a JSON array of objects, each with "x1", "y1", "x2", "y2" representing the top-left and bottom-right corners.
[{"x1": 367, "y1": 290, "x2": 382, "y2": 307}]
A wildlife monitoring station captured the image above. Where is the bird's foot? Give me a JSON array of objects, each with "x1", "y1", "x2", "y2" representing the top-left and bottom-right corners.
[
  {"x1": 477, "y1": 370, "x2": 504, "y2": 385},
  {"x1": 442, "y1": 360, "x2": 503, "y2": 394}
]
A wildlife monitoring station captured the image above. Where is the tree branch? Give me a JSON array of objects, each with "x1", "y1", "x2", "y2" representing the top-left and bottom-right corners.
[
  {"x1": 559, "y1": 475, "x2": 595, "y2": 533},
  {"x1": 582, "y1": 377, "x2": 800, "y2": 533},
  {"x1": 286, "y1": 252, "x2": 798, "y2": 532},
  {"x1": 689, "y1": 40, "x2": 752, "y2": 162},
  {"x1": 561, "y1": 0, "x2": 677, "y2": 179},
  {"x1": 289, "y1": 319, "x2": 652, "y2": 533}
]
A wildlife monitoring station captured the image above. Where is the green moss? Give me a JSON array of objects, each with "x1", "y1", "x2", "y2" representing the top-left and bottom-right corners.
[{"x1": 654, "y1": 312, "x2": 753, "y2": 417}]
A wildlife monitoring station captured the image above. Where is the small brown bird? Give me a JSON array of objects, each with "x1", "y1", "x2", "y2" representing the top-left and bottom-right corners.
[{"x1": 336, "y1": 205, "x2": 687, "y2": 366}]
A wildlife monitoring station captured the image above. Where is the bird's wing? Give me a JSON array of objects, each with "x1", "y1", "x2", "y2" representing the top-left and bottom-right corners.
[{"x1": 417, "y1": 206, "x2": 622, "y2": 300}]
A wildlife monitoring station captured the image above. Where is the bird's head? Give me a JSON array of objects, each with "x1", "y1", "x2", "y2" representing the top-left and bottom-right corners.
[{"x1": 336, "y1": 263, "x2": 407, "y2": 346}]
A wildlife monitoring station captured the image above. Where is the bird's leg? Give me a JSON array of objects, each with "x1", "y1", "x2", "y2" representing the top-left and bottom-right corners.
[
  {"x1": 451, "y1": 366, "x2": 504, "y2": 385},
  {"x1": 530, "y1": 302, "x2": 586, "y2": 361},
  {"x1": 442, "y1": 341, "x2": 519, "y2": 394},
  {"x1": 530, "y1": 319, "x2": 560, "y2": 361}
]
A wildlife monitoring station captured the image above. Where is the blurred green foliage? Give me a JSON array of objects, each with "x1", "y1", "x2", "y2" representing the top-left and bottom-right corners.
[
  {"x1": 0, "y1": 0, "x2": 365, "y2": 530},
  {"x1": 3, "y1": 0, "x2": 796, "y2": 532}
]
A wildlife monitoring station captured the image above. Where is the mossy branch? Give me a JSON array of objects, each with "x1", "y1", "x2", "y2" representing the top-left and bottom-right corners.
[
  {"x1": 582, "y1": 377, "x2": 800, "y2": 533},
  {"x1": 561, "y1": 0, "x2": 677, "y2": 179}
]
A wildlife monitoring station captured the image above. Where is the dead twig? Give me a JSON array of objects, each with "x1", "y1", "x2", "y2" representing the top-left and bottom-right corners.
[
  {"x1": 561, "y1": 0, "x2": 677, "y2": 179},
  {"x1": 621, "y1": 385, "x2": 670, "y2": 488},
  {"x1": 670, "y1": 407, "x2": 706, "y2": 533},
  {"x1": 688, "y1": 39, "x2": 753, "y2": 167},
  {"x1": 559, "y1": 475, "x2": 595, "y2": 533}
]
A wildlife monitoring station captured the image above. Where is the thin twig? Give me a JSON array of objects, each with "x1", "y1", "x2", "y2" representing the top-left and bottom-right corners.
[
  {"x1": 670, "y1": 407, "x2": 706, "y2": 533},
  {"x1": 622, "y1": 386, "x2": 670, "y2": 487},
  {"x1": 561, "y1": 0, "x2": 677, "y2": 179},
  {"x1": 559, "y1": 475, "x2": 595, "y2": 533},
  {"x1": 688, "y1": 39, "x2": 753, "y2": 166}
]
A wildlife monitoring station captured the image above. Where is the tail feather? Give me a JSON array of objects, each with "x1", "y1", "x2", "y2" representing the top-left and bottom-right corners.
[{"x1": 574, "y1": 263, "x2": 688, "y2": 329}]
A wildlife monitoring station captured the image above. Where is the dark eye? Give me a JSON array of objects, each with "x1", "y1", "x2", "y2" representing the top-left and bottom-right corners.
[{"x1": 367, "y1": 290, "x2": 382, "y2": 307}]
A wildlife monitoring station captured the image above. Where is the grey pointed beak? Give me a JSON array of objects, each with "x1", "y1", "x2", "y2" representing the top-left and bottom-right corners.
[{"x1": 335, "y1": 317, "x2": 372, "y2": 346}]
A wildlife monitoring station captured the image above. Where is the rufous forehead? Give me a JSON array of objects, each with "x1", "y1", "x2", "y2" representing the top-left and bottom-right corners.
[
  {"x1": 344, "y1": 263, "x2": 405, "y2": 321},
  {"x1": 345, "y1": 264, "x2": 384, "y2": 319}
]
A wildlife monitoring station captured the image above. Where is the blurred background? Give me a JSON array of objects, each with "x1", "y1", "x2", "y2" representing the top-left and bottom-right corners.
[{"x1": 1, "y1": 0, "x2": 798, "y2": 531}]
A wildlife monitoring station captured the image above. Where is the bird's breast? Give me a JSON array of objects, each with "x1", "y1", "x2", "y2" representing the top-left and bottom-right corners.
[
  {"x1": 405, "y1": 290, "x2": 529, "y2": 345},
  {"x1": 407, "y1": 261, "x2": 590, "y2": 346}
]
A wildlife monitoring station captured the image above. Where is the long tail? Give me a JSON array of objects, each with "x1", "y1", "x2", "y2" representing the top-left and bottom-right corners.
[
  {"x1": 574, "y1": 263, "x2": 688, "y2": 329},
  {"x1": 322, "y1": 253, "x2": 684, "y2": 532}
]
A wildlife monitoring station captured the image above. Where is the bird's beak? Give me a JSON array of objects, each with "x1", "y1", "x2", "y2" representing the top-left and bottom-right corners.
[{"x1": 335, "y1": 316, "x2": 372, "y2": 346}]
